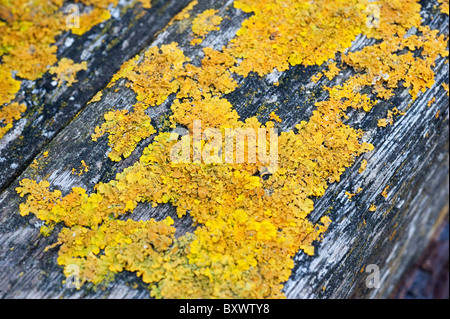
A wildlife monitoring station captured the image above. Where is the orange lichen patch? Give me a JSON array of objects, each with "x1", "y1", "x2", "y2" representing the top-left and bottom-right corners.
[
  {"x1": 227, "y1": 0, "x2": 369, "y2": 77},
  {"x1": 191, "y1": 9, "x2": 223, "y2": 45},
  {"x1": 0, "y1": 0, "x2": 147, "y2": 90},
  {"x1": 381, "y1": 185, "x2": 389, "y2": 199},
  {"x1": 0, "y1": 103, "x2": 26, "y2": 126},
  {"x1": 0, "y1": 0, "x2": 64, "y2": 81},
  {"x1": 323, "y1": 62, "x2": 341, "y2": 81},
  {"x1": 385, "y1": 110, "x2": 395, "y2": 123},
  {"x1": 2, "y1": 43, "x2": 59, "y2": 81},
  {"x1": 168, "y1": 0, "x2": 198, "y2": 25},
  {"x1": 0, "y1": 102, "x2": 27, "y2": 139},
  {"x1": 311, "y1": 73, "x2": 323, "y2": 84},
  {"x1": 100, "y1": 44, "x2": 238, "y2": 157},
  {"x1": 0, "y1": 0, "x2": 143, "y2": 140},
  {"x1": 72, "y1": 160, "x2": 89, "y2": 176},
  {"x1": 138, "y1": 0, "x2": 152, "y2": 9},
  {"x1": 323, "y1": 80, "x2": 377, "y2": 113},
  {"x1": 369, "y1": 203, "x2": 377, "y2": 212},
  {"x1": 0, "y1": 67, "x2": 21, "y2": 106},
  {"x1": 377, "y1": 107, "x2": 405, "y2": 127},
  {"x1": 69, "y1": 6, "x2": 112, "y2": 36},
  {"x1": 170, "y1": 95, "x2": 239, "y2": 130},
  {"x1": 91, "y1": 104, "x2": 156, "y2": 162},
  {"x1": 88, "y1": 91, "x2": 103, "y2": 105},
  {"x1": 435, "y1": 110, "x2": 440, "y2": 118},
  {"x1": 190, "y1": 38, "x2": 203, "y2": 46},
  {"x1": 0, "y1": 0, "x2": 120, "y2": 82},
  {"x1": 16, "y1": 179, "x2": 63, "y2": 224},
  {"x1": 358, "y1": 159, "x2": 368, "y2": 174},
  {"x1": 81, "y1": 160, "x2": 89, "y2": 173},
  {"x1": 438, "y1": 0, "x2": 449, "y2": 15},
  {"x1": 377, "y1": 118, "x2": 390, "y2": 127},
  {"x1": 179, "y1": 47, "x2": 238, "y2": 98},
  {"x1": 427, "y1": 97, "x2": 436, "y2": 107},
  {"x1": 343, "y1": 26, "x2": 448, "y2": 100},
  {"x1": 49, "y1": 58, "x2": 88, "y2": 87},
  {"x1": 17, "y1": 87, "x2": 374, "y2": 296},
  {"x1": 443, "y1": 83, "x2": 449, "y2": 96},
  {"x1": 109, "y1": 43, "x2": 190, "y2": 106},
  {"x1": 75, "y1": 0, "x2": 119, "y2": 7},
  {"x1": 55, "y1": 217, "x2": 175, "y2": 286},
  {"x1": 391, "y1": 107, "x2": 406, "y2": 116},
  {"x1": 24, "y1": 128, "x2": 335, "y2": 297},
  {"x1": 362, "y1": 0, "x2": 422, "y2": 40},
  {"x1": 95, "y1": 1, "x2": 446, "y2": 161},
  {"x1": 269, "y1": 112, "x2": 282, "y2": 123},
  {"x1": 29, "y1": 151, "x2": 51, "y2": 172},
  {"x1": 345, "y1": 192, "x2": 356, "y2": 201}
]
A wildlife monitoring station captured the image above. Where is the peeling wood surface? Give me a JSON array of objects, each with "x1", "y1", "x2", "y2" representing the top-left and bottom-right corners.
[{"x1": 0, "y1": 0, "x2": 449, "y2": 299}]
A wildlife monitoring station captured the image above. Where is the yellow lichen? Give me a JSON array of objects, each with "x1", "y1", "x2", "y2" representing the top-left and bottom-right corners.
[
  {"x1": 170, "y1": 95, "x2": 239, "y2": 131},
  {"x1": 343, "y1": 26, "x2": 448, "y2": 100},
  {"x1": 88, "y1": 91, "x2": 103, "y2": 104},
  {"x1": 72, "y1": 160, "x2": 89, "y2": 176},
  {"x1": 191, "y1": 9, "x2": 223, "y2": 45},
  {"x1": 0, "y1": 0, "x2": 151, "y2": 140},
  {"x1": 345, "y1": 191, "x2": 356, "y2": 201},
  {"x1": 377, "y1": 107, "x2": 406, "y2": 127},
  {"x1": 169, "y1": 0, "x2": 198, "y2": 24},
  {"x1": 56, "y1": 218, "x2": 175, "y2": 286},
  {"x1": 69, "y1": 6, "x2": 112, "y2": 36},
  {"x1": 323, "y1": 62, "x2": 341, "y2": 81},
  {"x1": 15, "y1": 0, "x2": 449, "y2": 299},
  {"x1": 438, "y1": 0, "x2": 449, "y2": 15},
  {"x1": 443, "y1": 83, "x2": 449, "y2": 95},
  {"x1": 227, "y1": 0, "x2": 369, "y2": 77},
  {"x1": 109, "y1": 44, "x2": 190, "y2": 106},
  {"x1": 139, "y1": 0, "x2": 152, "y2": 9},
  {"x1": 91, "y1": 104, "x2": 156, "y2": 162},
  {"x1": 311, "y1": 73, "x2": 323, "y2": 84},
  {"x1": 0, "y1": 0, "x2": 119, "y2": 82},
  {"x1": 377, "y1": 118, "x2": 389, "y2": 127},
  {"x1": 269, "y1": 112, "x2": 282, "y2": 123},
  {"x1": 0, "y1": 102, "x2": 27, "y2": 139},
  {"x1": 49, "y1": 58, "x2": 88, "y2": 87},
  {"x1": 358, "y1": 159, "x2": 368, "y2": 174},
  {"x1": 0, "y1": 66, "x2": 22, "y2": 106},
  {"x1": 381, "y1": 185, "x2": 389, "y2": 199}
]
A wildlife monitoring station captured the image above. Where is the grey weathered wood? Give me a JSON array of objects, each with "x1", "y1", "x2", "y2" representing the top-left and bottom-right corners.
[
  {"x1": 390, "y1": 220, "x2": 448, "y2": 299},
  {"x1": 0, "y1": 0, "x2": 448, "y2": 298}
]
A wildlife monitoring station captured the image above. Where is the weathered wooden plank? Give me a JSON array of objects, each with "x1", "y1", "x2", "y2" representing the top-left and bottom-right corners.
[
  {"x1": 390, "y1": 219, "x2": 448, "y2": 299},
  {"x1": 0, "y1": 0, "x2": 448, "y2": 299},
  {"x1": 0, "y1": 0, "x2": 192, "y2": 193}
]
